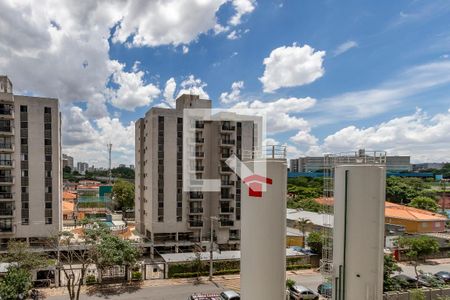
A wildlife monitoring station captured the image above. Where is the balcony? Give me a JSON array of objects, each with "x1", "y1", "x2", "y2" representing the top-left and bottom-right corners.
[
  {"x1": 221, "y1": 180, "x2": 234, "y2": 186},
  {"x1": 0, "y1": 208, "x2": 13, "y2": 216},
  {"x1": 188, "y1": 220, "x2": 203, "y2": 228},
  {"x1": 0, "y1": 193, "x2": 12, "y2": 200},
  {"x1": 0, "y1": 107, "x2": 13, "y2": 118},
  {"x1": 220, "y1": 194, "x2": 235, "y2": 200},
  {"x1": 220, "y1": 206, "x2": 234, "y2": 214},
  {"x1": 0, "y1": 143, "x2": 13, "y2": 152},
  {"x1": 219, "y1": 220, "x2": 234, "y2": 227},
  {"x1": 220, "y1": 166, "x2": 233, "y2": 173},
  {"x1": 195, "y1": 152, "x2": 204, "y2": 158},
  {"x1": 221, "y1": 125, "x2": 235, "y2": 131},
  {"x1": 189, "y1": 207, "x2": 204, "y2": 214},
  {"x1": 195, "y1": 137, "x2": 204, "y2": 144},
  {"x1": 0, "y1": 126, "x2": 13, "y2": 135},
  {"x1": 220, "y1": 139, "x2": 235, "y2": 146},
  {"x1": 192, "y1": 165, "x2": 204, "y2": 172},
  {"x1": 0, "y1": 160, "x2": 13, "y2": 168},
  {"x1": 189, "y1": 192, "x2": 203, "y2": 199},
  {"x1": 0, "y1": 176, "x2": 13, "y2": 185}
]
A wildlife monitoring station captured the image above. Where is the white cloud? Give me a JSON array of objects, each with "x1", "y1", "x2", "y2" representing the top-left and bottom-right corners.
[
  {"x1": 227, "y1": 28, "x2": 249, "y2": 40},
  {"x1": 314, "y1": 108, "x2": 450, "y2": 162},
  {"x1": 259, "y1": 43, "x2": 326, "y2": 93},
  {"x1": 231, "y1": 97, "x2": 316, "y2": 133},
  {"x1": 112, "y1": 0, "x2": 227, "y2": 47},
  {"x1": 334, "y1": 40, "x2": 358, "y2": 56},
  {"x1": 177, "y1": 75, "x2": 209, "y2": 99},
  {"x1": 229, "y1": 0, "x2": 256, "y2": 26},
  {"x1": 62, "y1": 106, "x2": 136, "y2": 166},
  {"x1": 290, "y1": 130, "x2": 318, "y2": 146},
  {"x1": 182, "y1": 45, "x2": 189, "y2": 54},
  {"x1": 109, "y1": 61, "x2": 160, "y2": 111},
  {"x1": 220, "y1": 81, "x2": 244, "y2": 103},
  {"x1": 163, "y1": 77, "x2": 177, "y2": 107}
]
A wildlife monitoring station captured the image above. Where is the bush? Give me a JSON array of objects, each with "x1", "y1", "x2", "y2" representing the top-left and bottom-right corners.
[
  {"x1": 286, "y1": 264, "x2": 312, "y2": 271},
  {"x1": 286, "y1": 278, "x2": 295, "y2": 289},
  {"x1": 131, "y1": 271, "x2": 142, "y2": 281},
  {"x1": 85, "y1": 275, "x2": 96, "y2": 285}
]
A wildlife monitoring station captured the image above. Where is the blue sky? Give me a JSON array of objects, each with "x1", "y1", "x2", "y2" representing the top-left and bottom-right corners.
[{"x1": 1, "y1": 0, "x2": 450, "y2": 166}]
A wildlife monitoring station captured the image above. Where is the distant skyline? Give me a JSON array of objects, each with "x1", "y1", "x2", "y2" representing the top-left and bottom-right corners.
[{"x1": 1, "y1": 0, "x2": 450, "y2": 166}]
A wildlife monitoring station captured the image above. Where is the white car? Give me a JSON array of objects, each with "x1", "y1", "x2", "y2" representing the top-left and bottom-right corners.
[{"x1": 289, "y1": 285, "x2": 319, "y2": 300}]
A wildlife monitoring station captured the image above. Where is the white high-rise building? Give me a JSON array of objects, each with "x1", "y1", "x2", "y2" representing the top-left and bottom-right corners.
[
  {"x1": 135, "y1": 94, "x2": 256, "y2": 253},
  {"x1": 0, "y1": 76, "x2": 61, "y2": 246},
  {"x1": 76, "y1": 162, "x2": 89, "y2": 175}
]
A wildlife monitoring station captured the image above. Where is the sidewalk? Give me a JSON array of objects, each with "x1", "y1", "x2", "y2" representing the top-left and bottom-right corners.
[{"x1": 40, "y1": 269, "x2": 320, "y2": 297}]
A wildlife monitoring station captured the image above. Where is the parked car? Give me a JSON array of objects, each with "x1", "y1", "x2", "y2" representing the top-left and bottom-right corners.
[
  {"x1": 219, "y1": 291, "x2": 240, "y2": 300},
  {"x1": 289, "y1": 284, "x2": 319, "y2": 300},
  {"x1": 188, "y1": 291, "x2": 239, "y2": 300},
  {"x1": 391, "y1": 274, "x2": 428, "y2": 288},
  {"x1": 435, "y1": 271, "x2": 450, "y2": 283},
  {"x1": 418, "y1": 273, "x2": 445, "y2": 287},
  {"x1": 317, "y1": 282, "x2": 332, "y2": 298}
]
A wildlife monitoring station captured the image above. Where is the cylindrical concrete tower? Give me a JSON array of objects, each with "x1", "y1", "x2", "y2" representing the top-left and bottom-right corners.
[
  {"x1": 332, "y1": 165, "x2": 386, "y2": 300},
  {"x1": 240, "y1": 158, "x2": 287, "y2": 300}
]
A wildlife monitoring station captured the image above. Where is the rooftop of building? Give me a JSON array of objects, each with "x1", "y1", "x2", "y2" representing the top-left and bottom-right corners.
[
  {"x1": 311, "y1": 198, "x2": 448, "y2": 222},
  {"x1": 63, "y1": 191, "x2": 77, "y2": 200}
]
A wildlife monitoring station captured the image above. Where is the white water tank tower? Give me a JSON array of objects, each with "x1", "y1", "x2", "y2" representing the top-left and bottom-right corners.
[
  {"x1": 332, "y1": 165, "x2": 386, "y2": 300},
  {"x1": 240, "y1": 158, "x2": 287, "y2": 300}
]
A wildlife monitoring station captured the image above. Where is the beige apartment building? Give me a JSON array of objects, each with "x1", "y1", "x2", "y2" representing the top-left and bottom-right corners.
[
  {"x1": 0, "y1": 76, "x2": 61, "y2": 248},
  {"x1": 135, "y1": 94, "x2": 255, "y2": 254}
]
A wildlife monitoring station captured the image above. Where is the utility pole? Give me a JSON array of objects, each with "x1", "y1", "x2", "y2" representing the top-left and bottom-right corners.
[
  {"x1": 107, "y1": 143, "x2": 112, "y2": 184},
  {"x1": 209, "y1": 216, "x2": 218, "y2": 281}
]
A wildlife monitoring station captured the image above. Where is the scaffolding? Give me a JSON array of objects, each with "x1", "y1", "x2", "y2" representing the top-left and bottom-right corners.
[{"x1": 320, "y1": 150, "x2": 387, "y2": 279}]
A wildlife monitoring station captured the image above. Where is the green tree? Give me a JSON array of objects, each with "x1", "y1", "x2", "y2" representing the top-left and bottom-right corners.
[
  {"x1": 396, "y1": 236, "x2": 439, "y2": 288},
  {"x1": 306, "y1": 231, "x2": 324, "y2": 255},
  {"x1": 2, "y1": 241, "x2": 48, "y2": 271},
  {"x1": 63, "y1": 166, "x2": 72, "y2": 173},
  {"x1": 287, "y1": 197, "x2": 322, "y2": 212},
  {"x1": 295, "y1": 218, "x2": 312, "y2": 247},
  {"x1": 0, "y1": 267, "x2": 33, "y2": 299},
  {"x1": 112, "y1": 180, "x2": 135, "y2": 210},
  {"x1": 409, "y1": 196, "x2": 440, "y2": 212},
  {"x1": 386, "y1": 177, "x2": 429, "y2": 204},
  {"x1": 383, "y1": 255, "x2": 402, "y2": 292}
]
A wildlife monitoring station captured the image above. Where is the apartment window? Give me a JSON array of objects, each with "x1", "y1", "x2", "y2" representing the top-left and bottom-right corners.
[
  {"x1": 44, "y1": 107, "x2": 51, "y2": 114},
  {"x1": 44, "y1": 107, "x2": 53, "y2": 225},
  {"x1": 21, "y1": 153, "x2": 28, "y2": 161},
  {"x1": 20, "y1": 138, "x2": 27, "y2": 145},
  {"x1": 157, "y1": 115, "x2": 164, "y2": 222},
  {"x1": 20, "y1": 106, "x2": 27, "y2": 112},
  {"x1": 20, "y1": 107, "x2": 29, "y2": 225},
  {"x1": 20, "y1": 121, "x2": 28, "y2": 129},
  {"x1": 45, "y1": 218, "x2": 52, "y2": 225},
  {"x1": 21, "y1": 170, "x2": 28, "y2": 177},
  {"x1": 44, "y1": 139, "x2": 51, "y2": 146},
  {"x1": 45, "y1": 155, "x2": 51, "y2": 162},
  {"x1": 45, "y1": 202, "x2": 52, "y2": 209}
]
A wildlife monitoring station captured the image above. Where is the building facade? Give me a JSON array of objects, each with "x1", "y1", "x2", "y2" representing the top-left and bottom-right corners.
[
  {"x1": 62, "y1": 154, "x2": 74, "y2": 170},
  {"x1": 76, "y1": 162, "x2": 88, "y2": 175},
  {"x1": 289, "y1": 149, "x2": 411, "y2": 173},
  {"x1": 135, "y1": 94, "x2": 255, "y2": 253},
  {"x1": 0, "y1": 76, "x2": 61, "y2": 247}
]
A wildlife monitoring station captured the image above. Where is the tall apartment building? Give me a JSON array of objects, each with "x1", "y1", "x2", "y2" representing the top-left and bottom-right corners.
[
  {"x1": 0, "y1": 76, "x2": 61, "y2": 246},
  {"x1": 135, "y1": 94, "x2": 255, "y2": 253},
  {"x1": 76, "y1": 162, "x2": 88, "y2": 175},
  {"x1": 62, "y1": 154, "x2": 74, "y2": 170}
]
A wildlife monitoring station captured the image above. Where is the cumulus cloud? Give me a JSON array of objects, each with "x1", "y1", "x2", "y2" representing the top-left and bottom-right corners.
[
  {"x1": 334, "y1": 40, "x2": 358, "y2": 56},
  {"x1": 229, "y1": 0, "x2": 256, "y2": 26},
  {"x1": 307, "y1": 108, "x2": 450, "y2": 162},
  {"x1": 290, "y1": 130, "x2": 318, "y2": 146},
  {"x1": 227, "y1": 28, "x2": 249, "y2": 40},
  {"x1": 182, "y1": 45, "x2": 189, "y2": 54},
  {"x1": 177, "y1": 75, "x2": 210, "y2": 99},
  {"x1": 220, "y1": 81, "x2": 244, "y2": 103},
  {"x1": 231, "y1": 97, "x2": 316, "y2": 133},
  {"x1": 62, "y1": 107, "x2": 136, "y2": 166},
  {"x1": 163, "y1": 77, "x2": 177, "y2": 107},
  {"x1": 0, "y1": 0, "x2": 258, "y2": 166},
  {"x1": 109, "y1": 61, "x2": 160, "y2": 111},
  {"x1": 259, "y1": 43, "x2": 326, "y2": 93}
]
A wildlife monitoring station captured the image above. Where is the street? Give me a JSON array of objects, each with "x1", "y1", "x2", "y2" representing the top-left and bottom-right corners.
[{"x1": 46, "y1": 262, "x2": 449, "y2": 300}]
